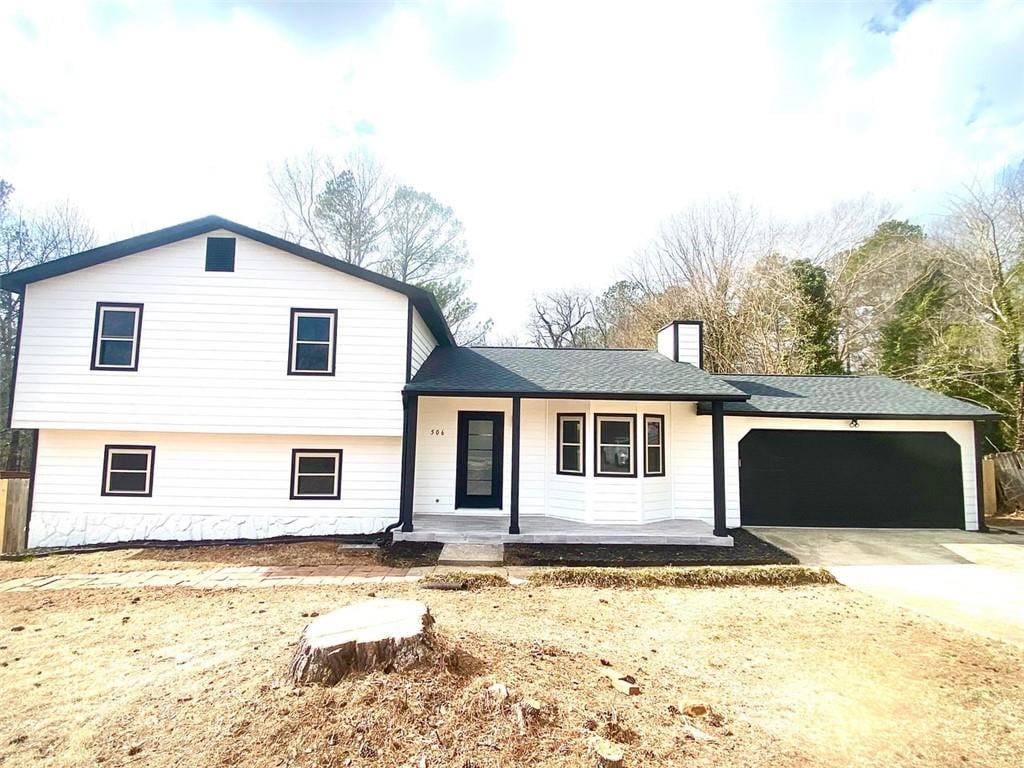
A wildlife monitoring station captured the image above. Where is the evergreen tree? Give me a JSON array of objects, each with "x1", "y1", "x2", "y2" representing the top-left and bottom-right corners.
[
  {"x1": 878, "y1": 267, "x2": 951, "y2": 377},
  {"x1": 790, "y1": 259, "x2": 843, "y2": 374}
]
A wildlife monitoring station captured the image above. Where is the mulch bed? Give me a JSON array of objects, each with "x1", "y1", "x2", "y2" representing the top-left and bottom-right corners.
[
  {"x1": 503, "y1": 528, "x2": 797, "y2": 567},
  {"x1": 380, "y1": 541, "x2": 444, "y2": 567}
]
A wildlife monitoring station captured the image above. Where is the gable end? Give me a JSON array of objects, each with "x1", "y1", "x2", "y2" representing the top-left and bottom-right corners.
[{"x1": 0, "y1": 215, "x2": 455, "y2": 346}]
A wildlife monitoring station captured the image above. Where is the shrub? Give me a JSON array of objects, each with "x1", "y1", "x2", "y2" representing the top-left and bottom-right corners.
[{"x1": 528, "y1": 565, "x2": 836, "y2": 588}]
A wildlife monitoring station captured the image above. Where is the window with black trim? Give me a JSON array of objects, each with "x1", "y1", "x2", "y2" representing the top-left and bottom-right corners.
[
  {"x1": 595, "y1": 414, "x2": 636, "y2": 477},
  {"x1": 206, "y1": 237, "x2": 236, "y2": 272},
  {"x1": 289, "y1": 309, "x2": 337, "y2": 375},
  {"x1": 102, "y1": 445, "x2": 155, "y2": 496},
  {"x1": 557, "y1": 413, "x2": 585, "y2": 475},
  {"x1": 644, "y1": 414, "x2": 665, "y2": 477},
  {"x1": 290, "y1": 449, "x2": 343, "y2": 499},
  {"x1": 92, "y1": 303, "x2": 143, "y2": 370}
]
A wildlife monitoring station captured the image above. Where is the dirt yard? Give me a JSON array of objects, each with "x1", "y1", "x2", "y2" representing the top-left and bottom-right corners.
[
  {"x1": 2, "y1": 575, "x2": 1022, "y2": 767},
  {"x1": 0, "y1": 541, "x2": 440, "y2": 578}
]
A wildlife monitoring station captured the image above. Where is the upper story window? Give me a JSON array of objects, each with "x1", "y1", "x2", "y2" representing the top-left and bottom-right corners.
[
  {"x1": 102, "y1": 445, "x2": 155, "y2": 496},
  {"x1": 288, "y1": 308, "x2": 337, "y2": 376},
  {"x1": 557, "y1": 413, "x2": 585, "y2": 475},
  {"x1": 595, "y1": 414, "x2": 636, "y2": 477},
  {"x1": 205, "y1": 237, "x2": 236, "y2": 272},
  {"x1": 644, "y1": 414, "x2": 665, "y2": 477},
  {"x1": 92, "y1": 302, "x2": 143, "y2": 371}
]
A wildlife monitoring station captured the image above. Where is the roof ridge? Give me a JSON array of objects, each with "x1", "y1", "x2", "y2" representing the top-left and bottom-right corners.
[
  {"x1": 724, "y1": 372, "x2": 862, "y2": 379},
  {"x1": 467, "y1": 345, "x2": 653, "y2": 352}
]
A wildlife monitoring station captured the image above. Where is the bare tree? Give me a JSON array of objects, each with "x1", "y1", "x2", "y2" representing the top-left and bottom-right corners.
[
  {"x1": 626, "y1": 197, "x2": 776, "y2": 371},
  {"x1": 528, "y1": 289, "x2": 593, "y2": 348},
  {"x1": 268, "y1": 151, "x2": 334, "y2": 253},
  {"x1": 381, "y1": 186, "x2": 468, "y2": 284},
  {"x1": 269, "y1": 154, "x2": 490, "y2": 343},
  {"x1": 932, "y1": 162, "x2": 1024, "y2": 444},
  {"x1": 314, "y1": 152, "x2": 392, "y2": 267},
  {"x1": 796, "y1": 201, "x2": 922, "y2": 370}
]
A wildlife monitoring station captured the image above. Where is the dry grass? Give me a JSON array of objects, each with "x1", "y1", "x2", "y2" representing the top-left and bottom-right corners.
[
  {"x1": 0, "y1": 541, "x2": 442, "y2": 579},
  {"x1": 2, "y1": 579, "x2": 1023, "y2": 767},
  {"x1": 421, "y1": 570, "x2": 510, "y2": 589},
  {"x1": 529, "y1": 565, "x2": 837, "y2": 588}
]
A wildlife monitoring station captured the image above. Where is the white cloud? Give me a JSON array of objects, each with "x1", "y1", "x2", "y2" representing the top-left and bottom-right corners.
[{"x1": 1, "y1": 0, "x2": 1023, "y2": 336}]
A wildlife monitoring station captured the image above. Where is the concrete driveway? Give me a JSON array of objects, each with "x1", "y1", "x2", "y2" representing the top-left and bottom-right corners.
[{"x1": 750, "y1": 527, "x2": 1024, "y2": 648}]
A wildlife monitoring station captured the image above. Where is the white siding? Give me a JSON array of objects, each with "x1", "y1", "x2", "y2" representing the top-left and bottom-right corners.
[
  {"x1": 543, "y1": 401, "x2": 588, "y2": 522},
  {"x1": 655, "y1": 325, "x2": 675, "y2": 360},
  {"x1": 654, "y1": 322, "x2": 702, "y2": 368},
  {"x1": 724, "y1": 416, "x2": 979, "y2": 530},
  {"x1": 413, "y1": 397, "x2": 689, "y2": 523},
  {"x1": 409, "y1": 306, "x2": 437, "y2": 377},
  {"x1": 676, "y1": 324, "x2": 701, "y2": 368},
  {"x1": 409, "y1": 399, "x2": 978, "y2": 530},
  {"x1": 519, "y1": 399, "x2": 547, "y2": 515},
  {"x1": 414, "y1": 396, "x2": 513, "y2": 516},
  {"x1": 670, "y1": 403, "x2": 715, "y2": 525},
  {"x1": 29, "y1": 429, "x2": 402, "y2": 547},
  {"x1": 14, "y1": 231, "x2": 409, "y2": 436}
]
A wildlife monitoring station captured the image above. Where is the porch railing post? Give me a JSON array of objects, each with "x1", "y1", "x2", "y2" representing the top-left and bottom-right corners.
[
  {"x1": 509, "y1": 395, "x2": 521, "y2": 534},
  {"x1": 399, "y1": 393, "x2": 418, "y2": 532},
  {"x1": 712, "y1": 400, "x2": 727, "y2": 537}
]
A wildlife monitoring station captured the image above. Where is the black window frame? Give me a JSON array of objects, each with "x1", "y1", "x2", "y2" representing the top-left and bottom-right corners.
[
  {"x1": 101, "y1": 444, "x2": 155, "y2": 497},
  {"x1": 205, "y1": 237, "x2": 236, "y2": 272},
  {"x1": 556, "y1": 413, "x2": 586, "y2": 476},
  {"x1": 594, "y1": 413, "x2": 638, "y2": 478},
  {"x1": 288, "y1": 308, "x2": 338, "y2": 376},
  {"x1": 290, "y1": 448, "x2": 343, "y2": 500},
  {"x1": 643, "y1": 413, "x2": 666, "y2": 477},
  {"x1": 91, "y1": 302, "x2": 144, "y2": 371}
]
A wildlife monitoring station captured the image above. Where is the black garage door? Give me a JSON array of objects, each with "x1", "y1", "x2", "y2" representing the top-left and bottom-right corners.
[{"x1": 739, "y1": 430, "x2": 964, "y2": 528}]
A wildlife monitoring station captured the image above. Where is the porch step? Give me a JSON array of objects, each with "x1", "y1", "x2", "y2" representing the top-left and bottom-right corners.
[{"x1": 438, "y1": 543, "x2": 504, "y2": 566}]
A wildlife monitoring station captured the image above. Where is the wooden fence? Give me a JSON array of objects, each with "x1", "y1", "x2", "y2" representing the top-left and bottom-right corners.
[
  {"x1": 983, "y1": 452, "x2": 1024, "y2": 518},
  {"x1": 0, "y1": 472, "x2": 30, "y2": 554}
]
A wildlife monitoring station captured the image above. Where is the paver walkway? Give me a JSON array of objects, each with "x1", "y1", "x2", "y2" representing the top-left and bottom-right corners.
[
  {"x1": 0, "y1": 565, "x2": 416, "y2": 592},
  {"x1": 0, "y1": 564, "x2": 529, "y2": 592}
]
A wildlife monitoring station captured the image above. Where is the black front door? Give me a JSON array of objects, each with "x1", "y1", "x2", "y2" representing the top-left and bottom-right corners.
[{"x1": 456, "y1": 411, "x2": 504, "y2": 508}]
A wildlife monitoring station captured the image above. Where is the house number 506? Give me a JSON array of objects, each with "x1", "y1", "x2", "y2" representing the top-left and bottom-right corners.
[{"x1": 430, "y1": 429, "x2": 445, "y2": 436}]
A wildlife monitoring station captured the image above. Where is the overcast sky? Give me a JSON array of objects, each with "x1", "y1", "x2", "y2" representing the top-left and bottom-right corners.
[{"x1": 2, "y1": 0, "x2": 1023, "y2": 336}]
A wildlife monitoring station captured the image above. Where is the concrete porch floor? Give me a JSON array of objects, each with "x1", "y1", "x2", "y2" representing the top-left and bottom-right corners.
[{"x1": 391, "y1": 514, "x2": 733, "y2": 546}]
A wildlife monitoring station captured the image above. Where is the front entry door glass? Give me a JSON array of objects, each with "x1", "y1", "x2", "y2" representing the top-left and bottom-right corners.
[{"x1": 456, "y1": 411, "x2": 504, "y2": 508}]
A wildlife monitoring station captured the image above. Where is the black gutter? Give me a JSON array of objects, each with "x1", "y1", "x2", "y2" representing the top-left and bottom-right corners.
[
  {"x1": 404, "y1": 297, "x2": 414, "y2": 383},
  {"x1": 694, "y1": 406, "x2": 1002, "y2": 421},
  {"x1": 399, "y1": 394, "x2": 418, "y2": 532}
]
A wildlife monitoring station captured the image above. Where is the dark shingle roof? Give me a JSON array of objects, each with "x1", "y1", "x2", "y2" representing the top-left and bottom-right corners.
[
  {"x1": 698, "y1": 374, "x2": 1000, "y2": 420},
  {"x1": 407, "y1": 347, "x2": 747, "y2": 399}
]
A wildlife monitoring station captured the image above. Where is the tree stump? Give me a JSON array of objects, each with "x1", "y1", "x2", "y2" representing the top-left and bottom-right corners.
[{"x1": 288, "y1": 599, "x2": 435, "y2": 685}]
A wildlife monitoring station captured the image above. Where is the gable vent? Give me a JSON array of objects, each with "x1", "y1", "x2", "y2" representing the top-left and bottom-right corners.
[{"x1": 205, "y1": 237, "x2": 236, "y2": 272}]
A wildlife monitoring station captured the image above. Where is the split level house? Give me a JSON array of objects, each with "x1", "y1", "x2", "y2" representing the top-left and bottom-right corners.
[{"x1": 1, "y1": 216, "x2": 1000, "y2": 549}]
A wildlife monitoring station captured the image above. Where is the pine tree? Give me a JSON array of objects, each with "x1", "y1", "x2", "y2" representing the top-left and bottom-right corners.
[{"x1": 790, "y1": 259, "x2": 843, "y2": 374}]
